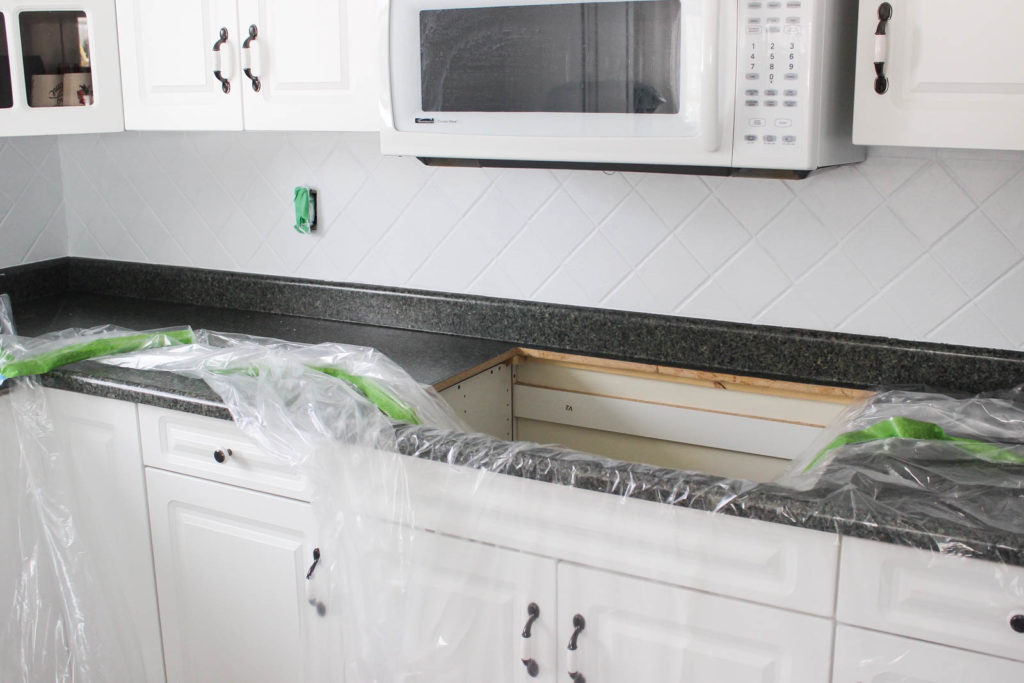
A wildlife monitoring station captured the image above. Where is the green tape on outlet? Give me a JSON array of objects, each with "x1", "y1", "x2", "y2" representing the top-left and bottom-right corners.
[{"x1": 294, "y1": 187, "x2": 318, "y2": 234}]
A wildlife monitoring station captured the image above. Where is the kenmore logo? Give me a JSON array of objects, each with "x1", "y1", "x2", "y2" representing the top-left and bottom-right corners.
[{"x1": 414, "y1": 117, "x2": 435, "y2": 124}]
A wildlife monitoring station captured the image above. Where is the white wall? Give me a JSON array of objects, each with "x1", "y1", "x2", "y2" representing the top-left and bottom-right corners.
[
  {"x1": 0, "y1": 135, "x2": 65, "y2": 267},
  {"x1": 43, "y1": 132, "x2": 1024, "y2": 352}
]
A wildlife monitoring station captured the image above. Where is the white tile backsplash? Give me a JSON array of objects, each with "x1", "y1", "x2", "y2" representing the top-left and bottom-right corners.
[
  {"x1": 0, "y1": 136, "x2": 65, "y2": 268},
  {"x1": 2, "y1": 131, "x2": 1024, "y2": 353}
]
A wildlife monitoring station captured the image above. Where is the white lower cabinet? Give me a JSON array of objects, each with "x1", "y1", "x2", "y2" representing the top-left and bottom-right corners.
[
  {"x1": 146, "y1": 467, "x2": 337, "y2": 683},
  {"x1": 44, "y1": 390, "x2": 165, "y2": 682},
  {"x1": 833, "y1": 625, "x2": 1024, "y2": 682},
  {"x1": 557, "y1": 563, "x2": 833, "y2": 683}
]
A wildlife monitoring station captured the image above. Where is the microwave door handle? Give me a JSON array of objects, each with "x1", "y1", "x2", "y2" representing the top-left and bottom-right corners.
[{"x1": 699, "y1": 0, "x2": 721, "y2": 153}]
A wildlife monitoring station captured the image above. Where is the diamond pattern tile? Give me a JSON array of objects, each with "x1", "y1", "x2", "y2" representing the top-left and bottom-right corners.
[{"x1": 4, "y1": 132, "x2": 1024, "y2": 352}]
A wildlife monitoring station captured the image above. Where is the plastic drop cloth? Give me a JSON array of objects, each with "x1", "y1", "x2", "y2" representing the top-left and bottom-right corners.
[{"x1": 5, "y1": 287, "x2": 1024, "y2": 681}]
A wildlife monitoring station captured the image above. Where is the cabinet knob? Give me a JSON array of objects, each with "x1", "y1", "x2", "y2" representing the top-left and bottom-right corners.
[
  {"x1": 213, "y1": 448, "x2": 233, "y2": 463},
  {"x1": 1011, "y1": 614, "x2": 1024, "y2": 633},
  {"x1": 520, "y1": 603, "x2": 540, "y2": 677},
  {"x1": 567, "y1": 614, "x2": 585, "y2": 683},
  {"x1": 242, "y1": 24, "x2": 262, "y2": 92}
]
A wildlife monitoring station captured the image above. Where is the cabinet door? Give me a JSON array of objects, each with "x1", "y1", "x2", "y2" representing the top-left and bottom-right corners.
[
  {"x1": 557, "y1": 563, "x2": 832, "y2": 683},
  {"x1": 236, "y1": 0, "x2": 378, "y2": 131},
  {"x1": 358, "y1": 524, "x2": 558, "y2": 682},
  {"x1": 44, "y1": 390, "x2": 166, "y2": 681},
  {"x1": 852, "y1": 0, "x2": 1024, "y2": 150},
  {"x1": 833, "y1": 625, "x2": 1024, "y2": 682},
  {"x1": 0, "y1": 0, "x2": 123, "y2": 135},
  {"x1": 146, "y1": 468, "x2": 336, "y2": 683},
  {"x1": 115, "y1": 0, "x2": 242, "y2": 130}
]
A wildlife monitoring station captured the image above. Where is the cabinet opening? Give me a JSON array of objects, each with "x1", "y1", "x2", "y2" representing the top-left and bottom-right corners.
[
  {"x1": 18, "y1": 10, "x2": 92, "y2": 108},
  {"x1": 0, "y1": 14, "x2": 11, "y2": 108}
]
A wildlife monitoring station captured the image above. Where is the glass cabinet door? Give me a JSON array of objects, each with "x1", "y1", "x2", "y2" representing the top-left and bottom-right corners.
[
  {"x1": 1, "y1": 13, "x2": 12, "y2": 108},
  {"x1": 18, "y1": 10, "x2": 92, "y2": 108},
  {"x1": 0, "y1": 0, "x2": 123, "y2": 136}
]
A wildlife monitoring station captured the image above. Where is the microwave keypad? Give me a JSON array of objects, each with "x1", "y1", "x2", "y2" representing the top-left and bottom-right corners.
[{"x1": 738, "y1": 0, "x2": 812, "y2": 163}]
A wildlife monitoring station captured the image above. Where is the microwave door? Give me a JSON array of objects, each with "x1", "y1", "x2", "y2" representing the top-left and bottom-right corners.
[{"x1": 386, "y1": 0, "x2": 735, "y2": 168}]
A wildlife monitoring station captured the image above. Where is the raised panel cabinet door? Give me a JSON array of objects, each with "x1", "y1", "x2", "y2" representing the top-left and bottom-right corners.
[
  {"x1": 556, "y1": 563, "x2": 833, "y2": 683},
  {"x1": 833, "y1": 625, "x2": 1024, "y2": 682},
  {"x1": 115, "y1": 0, "x2": 243, "y2": 130},
  {"x1": 146, "y1": 468, "x2": 337, "y2": 683},
  {"x1": 44, "y1": 389, "x2": 165, "y2": 682},
  {"x1": 236, "y1": 0, "x2": 379, "y2": 131},
  {"x1": 852, "y1": 0, "x2": 1024, "y2": 150},
  {"x1": 355, "y1": 523, "x2": 558, "y2": 682}
]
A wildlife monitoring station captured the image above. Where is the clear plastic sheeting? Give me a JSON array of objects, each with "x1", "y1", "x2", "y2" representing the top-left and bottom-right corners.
[{"x1": 5, "y1": 289, "x2": 1024, "y2": 681}]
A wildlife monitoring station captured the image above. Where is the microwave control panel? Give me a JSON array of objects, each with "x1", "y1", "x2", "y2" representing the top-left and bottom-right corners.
[{"x1": 733, "y1": 0, "x2": 815, "y2": 169}]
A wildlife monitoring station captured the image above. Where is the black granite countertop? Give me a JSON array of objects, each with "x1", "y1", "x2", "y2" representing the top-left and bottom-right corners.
[
  {"x1": 5, "y1": 259, "x2": 1024, "y2": 568},
  {"x1": 14, "y1": 293, "x2": 515, "y2": 418}
]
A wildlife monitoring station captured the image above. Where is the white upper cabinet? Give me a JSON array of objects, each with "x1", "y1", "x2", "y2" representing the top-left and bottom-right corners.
[
  {"x1": 853, "y1": 0, "x2": 1024, "y2": 150},
  {"x1": 0, "y1": 0, "x2": 123, "y2": 135},
  {"x1": 115, "y1": 0, "x2": 243, "y2": 130},
  {"x1": 236, "y1": 0, "x2": 378, "y2": 131},
  {"x1": 115, "y1": 0, "x2": 379, "y2": 131}
]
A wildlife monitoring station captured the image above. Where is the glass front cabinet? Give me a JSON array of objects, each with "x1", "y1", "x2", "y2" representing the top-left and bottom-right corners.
[{"x1": 0, "y1": 0, "x2": 122, "y2": 135}]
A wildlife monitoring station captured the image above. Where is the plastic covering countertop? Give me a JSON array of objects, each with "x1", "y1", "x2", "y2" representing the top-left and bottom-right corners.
[{"x1": 4, "y1": 297, "x2": 1024, "y2": 680}]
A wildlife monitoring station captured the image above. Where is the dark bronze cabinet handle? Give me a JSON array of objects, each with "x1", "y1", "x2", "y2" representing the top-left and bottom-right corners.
[
  {"x1": 873, "y1": 3, "x2": 893, "y2": 94},
  {"x1": 1011, "y1": 614, "x2": 1024, "y2": 633},
  {"x1": 213, "y1": 448, "x2": 233, "y2": 463},
  {"x1": 242, "y1": 24, "x2": 262, "y2": 92},
  {"x1": 567, "y1": 614, "x2": 585, "y2": 683},
  {"x1": 520, "y1": 603, "x2": 540, "y2": 677},
  {"x1": 211, "y1": 27, "x2": 231, "y2": 94}
]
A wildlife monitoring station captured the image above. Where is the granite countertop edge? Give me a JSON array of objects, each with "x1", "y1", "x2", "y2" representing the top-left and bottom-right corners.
[{"x1": 24, "y1": 363, "x2": 1024, "y2": 568}]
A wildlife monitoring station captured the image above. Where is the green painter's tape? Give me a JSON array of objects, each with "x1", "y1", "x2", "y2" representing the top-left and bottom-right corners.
[
  {"x1": 804, "y1": 416, "x2": 1024, "y2": 471},
  {"x1": 0, "y1": 330, "x2": 195, "y2": 381}
]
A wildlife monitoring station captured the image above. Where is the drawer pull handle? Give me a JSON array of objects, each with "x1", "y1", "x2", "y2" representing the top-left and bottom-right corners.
[
  {"x1": 1011, "y1": 614, "x2": 1024, "y2": 633},
  {"x1": 213, "y1": 448, "x2": 233, "y2": 463},
  {"x1": 520, "y1": 602, "x2": 540, "y2": 677},
  {"x1": 567, "y1": 614, "x2": 585, "y2": 683}
]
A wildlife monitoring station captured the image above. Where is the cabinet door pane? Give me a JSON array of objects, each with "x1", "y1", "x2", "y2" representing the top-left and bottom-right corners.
[
  {"x1": 146, "y1": 468, "x2": 328, "y2": 683},
  {"x1": 115, "y1": 0, "x2": 243, "y2": 130},
  {"x1": 557, "y1": 563, "x2": 833, "y2": 683},
  {"x1": 237, "y1": 0, "x2": 378, "y2": 131},
  {"x1": 18, "y1": 11, "x2": 91, "y2": 107},
  {"x1": 1, "y1": 14, "x2": 12, "y2": 108}
]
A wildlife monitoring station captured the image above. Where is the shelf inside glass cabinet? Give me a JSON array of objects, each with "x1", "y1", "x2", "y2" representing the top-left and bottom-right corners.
[{"x1": 19, "y1": 10, "x2": 93, "y2": 108}]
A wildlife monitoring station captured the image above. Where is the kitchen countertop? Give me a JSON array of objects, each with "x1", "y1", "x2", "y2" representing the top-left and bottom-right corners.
[
  {"x1": 5, "y1": 260, "x2": 1024, "y2": 568},
  {"x1": 14, "y1": 292, "x2": 515, "y2": 419}
]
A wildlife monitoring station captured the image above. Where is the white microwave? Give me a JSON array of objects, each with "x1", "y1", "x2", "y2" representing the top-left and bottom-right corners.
[{"x1": 380, "y1": 0, "x2": 865, "y2": 176}]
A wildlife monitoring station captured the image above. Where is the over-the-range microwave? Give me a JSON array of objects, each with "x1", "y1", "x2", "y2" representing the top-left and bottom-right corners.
[{"x1": 380, "y1": 0, "x2": 865, "y2": 177}]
